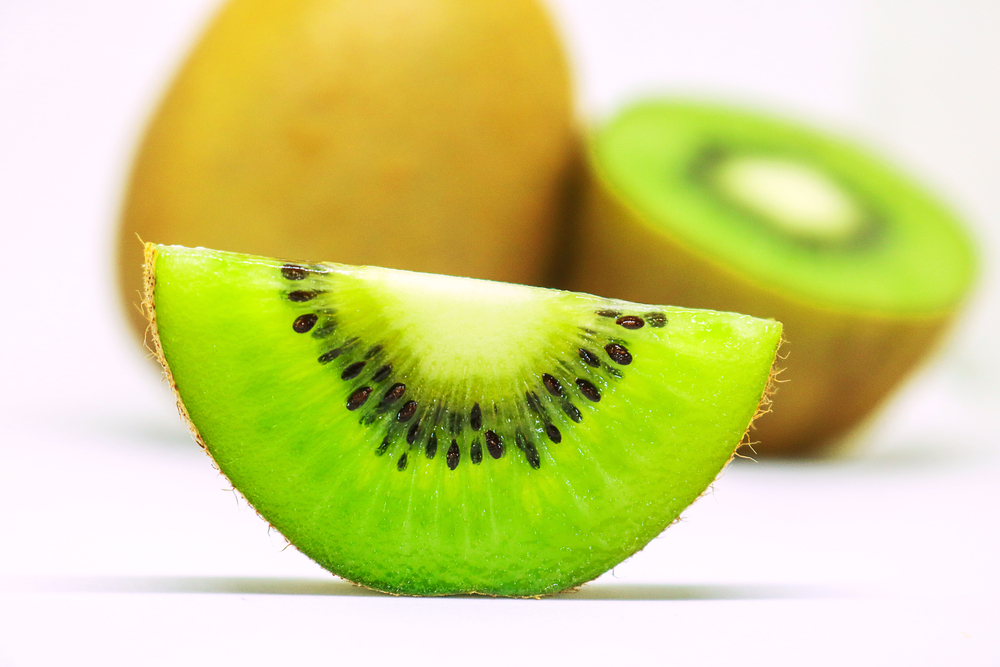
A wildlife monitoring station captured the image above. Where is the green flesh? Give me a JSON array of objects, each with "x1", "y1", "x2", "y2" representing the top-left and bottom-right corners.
[
  {"x1": 592, "y1": 101, "x2": 976, "y2": 314},
  {"x1": 149, "y1": 244, "x2": 781, "y2": 596}
]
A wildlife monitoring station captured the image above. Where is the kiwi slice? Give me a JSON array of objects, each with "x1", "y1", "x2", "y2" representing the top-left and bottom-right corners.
[
  {"x1": 566, "y1": 101, "x2": 976, "y2": 457},
  {"x1": 145, "y1": 243, "x2": 782, "y2": 596}
]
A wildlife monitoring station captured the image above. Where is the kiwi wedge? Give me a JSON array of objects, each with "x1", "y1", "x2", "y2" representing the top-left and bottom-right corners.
[
  {"x1": 118, "y1": 0, "x2": 575, "y2": 340},
  {"x1": 566, "y1": 101, "x2": 976, "y2": 457},
  {"x1": 145, "y1": 243, "x2": 782, "y2": 596}
]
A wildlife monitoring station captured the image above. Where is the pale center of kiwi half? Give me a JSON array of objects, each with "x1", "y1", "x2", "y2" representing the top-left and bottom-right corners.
[
  {"x1": 355, "y1": 266, "x2": 565, "y2": 386},
  {"x1": 711, "y1": 154, "x2": 864, "y2": 244}
]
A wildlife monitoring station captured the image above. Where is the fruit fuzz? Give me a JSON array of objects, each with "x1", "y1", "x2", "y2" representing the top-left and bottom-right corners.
[
  {"x1": 117, "y1": 0, "x2": 576, "y2": 339},
  {"x1": 146, "y1": 244, "x2": 781, "y2": 596},
  {"x1": 565, "y1": 101, "x2": 976, "y2": 456}
]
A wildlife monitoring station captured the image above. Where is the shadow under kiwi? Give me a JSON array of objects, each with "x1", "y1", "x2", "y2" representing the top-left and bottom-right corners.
[{"x1": 6, "y1": 576, "x2": 846, "y2": 601}]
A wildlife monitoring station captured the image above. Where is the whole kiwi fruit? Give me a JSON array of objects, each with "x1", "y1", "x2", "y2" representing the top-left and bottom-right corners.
[{"x1": 118, "y1": 0, "x2": 576, "y2": 338}]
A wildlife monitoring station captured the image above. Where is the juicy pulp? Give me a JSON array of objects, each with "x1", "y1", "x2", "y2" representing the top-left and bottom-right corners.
[{"x1": 147, "y1": 244, "x2": 782, "y2": 596}]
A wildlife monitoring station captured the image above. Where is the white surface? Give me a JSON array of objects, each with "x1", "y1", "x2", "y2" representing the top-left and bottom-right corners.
[
  {"x1": 1, "y1": 380, "x2": 998, "y2": 666},
  {"x1": 1, "y1": 1, "x2": 999, "y2": 665}
]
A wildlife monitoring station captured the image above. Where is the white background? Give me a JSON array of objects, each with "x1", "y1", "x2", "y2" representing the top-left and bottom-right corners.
[{"x1": 1, "y1": 1, "x2": 998, "y2": 664}]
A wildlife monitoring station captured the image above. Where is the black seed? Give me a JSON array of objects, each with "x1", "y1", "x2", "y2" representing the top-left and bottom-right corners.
[
  {"x1": 364, "y1": 345, "x2": 383, "y2": 360},
  {"x1": 371, "y1": 364, "x2": 392, "y2": 383},
  {"x1": 525, "y1": 391, "x2": 543, "y2": 414},
  {"x1": 281, "y1": 264, "x2": 308, "y2": 281},
  {"x1": 318, "y1": 348, "x2": 342, "y2": 364},
  {"x1": 576, "y1": 378, "x2": 601, "y2": 402},
  {"x1": 341, "y1": 361, "x2": 365, "y2": 380},
  {"x1": 397, "y1": 453, "x2": 408, "y2": 471},
  {"x1": 485, "y1": 430, "x2": 503, "y2": 459},
  {"x1": 288, "y1": 290, "x2": 318, "y2": 302},
  {"x1": 346, "y1": 386, "x2": 371, "y2": 410},
  {"x1": 542, "y1": 373, "x2": 563, "y2": 397},
  {"x1": 311, "y1": 319, "x2": 337, "y2": 338},
  {"x1": 605, "y1": 343, "x2": 632, "y2": 365},
  {"x1": 596, "y1": 309, "x2": 621, "y2": 318},
  {"x1": 523, "y1": 441, "x2": 540, "y2": 469},
  {"x1": 545, "y1": 423, "x2": 561, "y2": 443},
  {"x1": 470, "y1": 403, "x2": 482, "y2": 431},
  {"x1": 514, "y1": 431, "x2": 540, "y2": 469},
  {"x1": 375, "y1": 382, "x2": 406, "y2": 412},
  {"x1": 426, "y1": 433, "x2": 438, "y2": 459},
  {"x1": 447, "y1": 440, "x2": 460, "y2": 470},
  {"x1": 293, "y1": 313, "x2": 318, "y2": 333},
  {"x1": 616, "y1": 315, "x2": 645, "y2": 330},
  {"x1": 397, "y1": 400, "x2": 418, "y2": 422},
  {"x1": 407, "y1": 421, "x2": 420, "y2": 445},
  {"x1": 471, "y1": 438, "x2": 483, "y2": 464},
  {"x1": 449, "y1": 411, "x2": 463, "y2": 435},
  {"x1": 645, "y1": 312, "x2": 668, "y2": 328},
  {"x1": 379, "y1": 383, "x2": 406, "y2": 408},
  {"x1": 563, "y1": 402, "x2": 582, "y2": 423},
  {"x1": 579, "y1": 348, "x2": 600, "y2": 367},
  {"x1": 526, "y1": 444, "x2": 540, "y2": 469},
  {"x1": 376, "y1": 437, "x2": 390, "y2": 456}
]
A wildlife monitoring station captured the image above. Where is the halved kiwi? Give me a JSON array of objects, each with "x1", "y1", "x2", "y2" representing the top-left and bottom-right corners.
[
  {"x1": 145, "y1": 243, "x2": 782, "y2": 596},
  {"x1": 566, "y1": 101, "x2": 977, "y2": 456}
]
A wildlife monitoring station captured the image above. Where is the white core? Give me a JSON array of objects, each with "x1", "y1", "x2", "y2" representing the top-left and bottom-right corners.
[{"x1": 714, "y1": 155, "x2": 863, "y2": 242}]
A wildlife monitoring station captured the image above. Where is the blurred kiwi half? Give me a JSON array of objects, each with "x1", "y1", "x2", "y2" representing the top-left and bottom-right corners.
[{"x1": 564, "y1": 100, "x2": 977, "y2": 456}]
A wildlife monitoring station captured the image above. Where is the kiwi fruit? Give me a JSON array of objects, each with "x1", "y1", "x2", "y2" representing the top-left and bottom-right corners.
[
  {"x1": 145, "y1": 243, "x2": 782, "y2": 596},
  {"x1": 565, "y1": 100, "x2": 976, "y2": 457},
  {"x1": 118, "y1": 0, "x2": 575, "y2": 339}
]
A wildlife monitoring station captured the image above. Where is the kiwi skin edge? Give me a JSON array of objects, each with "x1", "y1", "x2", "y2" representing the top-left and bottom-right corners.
[
  {"x1": 564, "y1": 165, "x2": 955, "y2": 458},
  {"x1": 141, "y1": 244, "x2": 203, "y2": 455},
  {"x1": 142, "y1": 244, "x2": 388, "y2": 596}
]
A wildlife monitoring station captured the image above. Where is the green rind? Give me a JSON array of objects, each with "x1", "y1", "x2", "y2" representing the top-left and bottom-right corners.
[{"x1": 149, "y1": 244, "x2": 781, "y2": 596}]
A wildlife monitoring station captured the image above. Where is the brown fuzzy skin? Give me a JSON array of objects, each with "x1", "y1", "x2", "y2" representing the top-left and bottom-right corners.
[
  {"x1": 142, "y1": 244, "x2": 205, "y2": 454},
  {"x1": 119, "y1": 0, "x2": 576, "y2": 339},
  {"x1": 563, "y1": 164, "x2": 954, "y2": 457}
]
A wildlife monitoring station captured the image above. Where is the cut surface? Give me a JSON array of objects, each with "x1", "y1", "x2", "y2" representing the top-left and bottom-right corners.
[
  {"x1": 147, "y1": 244, "x2": 782, "y2": 596},
  {"x1": 591, "y1": 101, "x2": 976, "y2": 314},
  {"x1": 569, "y1": 100, "x2": 977, "y2": 456}
]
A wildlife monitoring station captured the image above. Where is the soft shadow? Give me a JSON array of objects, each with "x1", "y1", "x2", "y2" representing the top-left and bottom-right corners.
[
  {"x1": 552, "y1": 583, "x2": 847, "y2": 601},
  {"x1": 727, "y1": 441, "x2": 995, "y2": 474},
  {"x1": 82, "y1": 414, "x2": 196, "y2": 449},
  {"x1": 6, "y1": 576, "x2": 382, "y2": 597},
  {"x1": 5, "y1": 576, "x2": 847, "y2": 601},
  {"x1": 34, "y1": 411, "x2": 198, "y2": 450}
]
